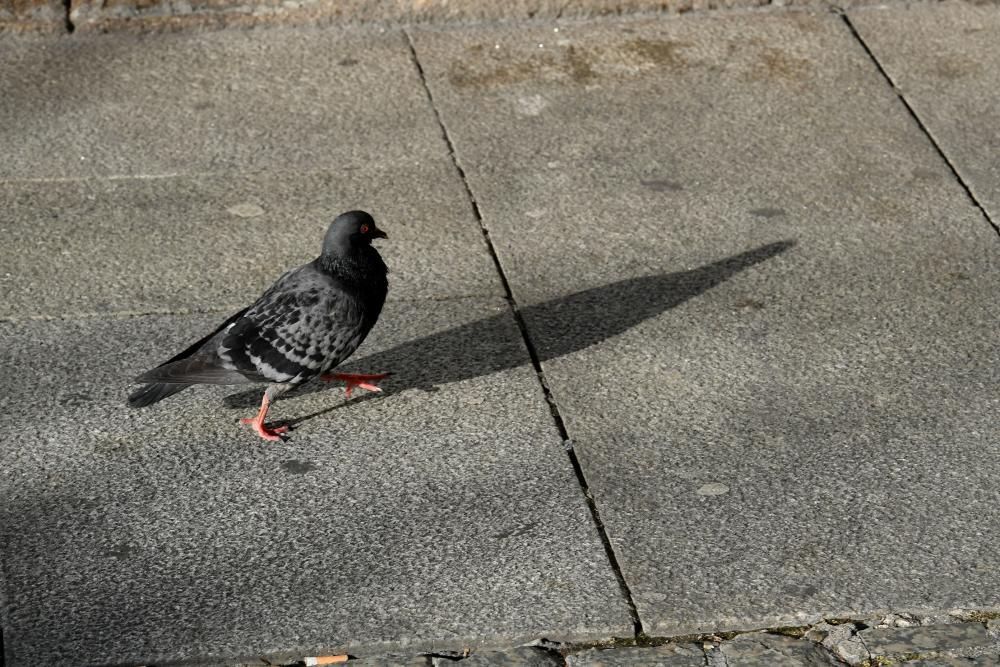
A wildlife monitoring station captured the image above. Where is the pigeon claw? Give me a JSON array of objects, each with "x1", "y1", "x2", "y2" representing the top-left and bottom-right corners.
[
  {"x1": 321, "y1": 371, "x2": 390, "y2": 400},
  {"x1": 240, "y1": 417, "x2": 289, "y2": 441},
  {"x1": 240, "y1": 392, "x2": 289, "y2": 442}
]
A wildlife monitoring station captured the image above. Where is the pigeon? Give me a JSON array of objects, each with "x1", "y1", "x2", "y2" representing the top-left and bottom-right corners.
[{"x1": 128, "y1": 210, "x2": 389, "y2": 441}]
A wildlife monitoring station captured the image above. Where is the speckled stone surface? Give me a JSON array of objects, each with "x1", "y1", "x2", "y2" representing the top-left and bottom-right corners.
[
  {"x1": 849, "y1": 2, "x2": 1000, "y2": 228},
  {"x1": 806, "y1": 622, "x2": 870, "y2": 665},
  {"x1": 0, "y1": 299, "x2": 631, "y2": 666},
  {"x1": 905, "y1": 658, "x2": 1000, "y2": 667},
  {"x1": 450, "y1": 646, "x2": 564, "y2": 665},
  {"x1": 860, "y1": 622, "x2": 996, "y2": 659},
  {"x1": 354, "y1": 656, "x2": 432, "y2": 666},
  {"x1": 411, "y1": 11, "x2": 1000, "y2": 636},
  {"x1": 0, "y1": 163, "x2": 499, "y2": 319},
  {"x1": 4, "y1": 6, "x2": 1000, "y2": 666},
  {"x1": 0, "y1": 26, "x2": 437, "y2": 179},
  {"x1": 711, "y1": 633, "x2": 833, "y2": 666},
  {"x1": 568, "y1": 643, "x2": 706, "y2": 666}
]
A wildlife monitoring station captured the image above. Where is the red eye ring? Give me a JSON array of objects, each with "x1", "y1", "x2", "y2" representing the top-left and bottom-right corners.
[{"x1": 360, "y1": 224, "x2": 370, "y2": 234}]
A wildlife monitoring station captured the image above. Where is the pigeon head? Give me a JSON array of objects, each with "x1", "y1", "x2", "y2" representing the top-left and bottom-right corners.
[{"x1": 321, "y1": 210, "x2": 388, "y2": 257}]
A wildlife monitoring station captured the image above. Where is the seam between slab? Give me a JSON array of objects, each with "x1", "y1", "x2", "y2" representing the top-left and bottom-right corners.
[
  {"x1": 839, "y1": 11, "x2": 1000, "y2": 240},
  {"x1": 0, "y1": 172, "x2": 213, "y2": 184},
  {"x1": 403, "y1": 27, "x2": 644, "y2": 638},
  {"x1": 0, "y1": 164, "x2": 429, "y2": 185}
]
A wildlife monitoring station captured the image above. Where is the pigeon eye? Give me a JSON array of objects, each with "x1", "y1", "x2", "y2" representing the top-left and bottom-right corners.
[{"x1": 360, "y1": 224, "x2": 370, "y2": 234}]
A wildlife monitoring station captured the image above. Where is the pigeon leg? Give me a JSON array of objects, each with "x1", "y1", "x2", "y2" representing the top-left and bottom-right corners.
[
  {"x1": 240, "y1": 387, "x2": 290, "y2": 441},
  {"x1": 321, "y1": 371, "x2": 390, "y2": 399}
]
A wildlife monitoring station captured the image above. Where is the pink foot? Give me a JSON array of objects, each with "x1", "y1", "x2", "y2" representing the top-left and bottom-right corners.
[
  {"x1": 321, "y1": 371, "x2": 390, "y2": 399},
  {"x1": 240, "y1": 417, "x2": 289, "y2": 441}
]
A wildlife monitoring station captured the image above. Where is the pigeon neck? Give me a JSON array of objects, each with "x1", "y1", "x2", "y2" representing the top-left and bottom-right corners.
[{"x1": 317, "y1": 246, "x2": 371, "y2": 276}]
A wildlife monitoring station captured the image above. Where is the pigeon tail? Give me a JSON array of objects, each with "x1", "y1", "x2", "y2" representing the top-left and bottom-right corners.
[
  {"x1": 135, "y1": 356, "x2": 259, "y2": 385},
  {"x1": 128, "y1": 382, "x2": 192, "y2": 408}
]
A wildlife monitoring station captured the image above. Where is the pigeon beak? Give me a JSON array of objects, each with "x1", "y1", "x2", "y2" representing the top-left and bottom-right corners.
[{"x1": 372, "y1": 228, "x2": 388, "y2": 240}]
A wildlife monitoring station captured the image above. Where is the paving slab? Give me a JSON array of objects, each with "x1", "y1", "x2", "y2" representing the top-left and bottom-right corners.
[
  {"x1": 450, "y1": 646, "x2": 564, "y2": 665},
  {"x1": 806, "y1": 621, "x2": 870, "y2": 665},
  {"x1": 567, "y1": 643, "x2": 706, "y2": 666},
  {"x1": 0, "y1": 25, "x2": 439, "y2": 179},
  {"x1": 849, "y1": 2, "x2": 1000, "y2": 229},
  {"x1": 410, "y1": 11, "x2": 1000, "y2": 635},
  {"x1": 355, "y1": 655, "x2": 431, "y2": 667},
  {"x1": 860, "y1": 622, "x2": 997, "y2": 660},
  {"x1": 354, "y1": 656, "x2": 432, "y2": 666},
  {"x1": 0, "y1": 297, "x2": 632, "y2": 666},
  {"x1": 0, "y1": 160, "x2": 499, "y2": 319},
  {"x1": 907, "y1": 658, "x2": 1000, "y2": 667},
  {"x1": 712, "y1": 633, "x2": 832, "y2": 666}
]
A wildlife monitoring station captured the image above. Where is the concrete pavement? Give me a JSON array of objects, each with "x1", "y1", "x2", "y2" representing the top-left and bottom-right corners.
[
  {"x1": 1, "y1": 3, "x2": 999, "y2": 666},
  {"x1": 411, "y1": 6, "x2": 1000, "y2": 635}
]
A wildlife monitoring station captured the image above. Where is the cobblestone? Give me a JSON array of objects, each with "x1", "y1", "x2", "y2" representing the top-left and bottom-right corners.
[{"x1": 346, "y1": 616, "x2": 1000, "y2": 667}]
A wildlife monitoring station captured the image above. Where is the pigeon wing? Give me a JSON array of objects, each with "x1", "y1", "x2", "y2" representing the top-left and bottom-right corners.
[{"x1": 216, "y1": 265, "x2": 362, "y2": 384}]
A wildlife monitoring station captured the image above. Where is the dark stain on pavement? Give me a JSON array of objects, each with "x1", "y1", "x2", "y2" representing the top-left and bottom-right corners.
[
  {"x1": 494, "y1": 522, "x2": 538, "y2": 539},
  {"x1": 624, "y1": 38, "x2": 689, "y2": 68},
  {"x1": 448, "y1": 38, "x2": 689, "y2": 89},
  {"x1": 280, "y1": 460, "x2": 319, "y2": 474},
  {"x1": 641, "y1": 179, "x2": 683, "y2": 192},
  {"x1": 783, "y1": 583, "x2": 819, "y2": 598},
  {"x1": 449, "y1": 51, "x2": 553, "y2": 88},
  {"x1": 751, "y1": 46, "x2": 813, "y2": 83},
  {"x1": 933, "y1": 54, "x2": 981, "y2": 80},
  {"x1": 750, "y1": 207, "x2": 786, "y2": 219},
  {"x1": 106, "y1": 544, "x2": 137, "y2": 560},
  {"x1": 734, "y1": 298, "x2": 766, "y2": 311},
  {"x1": 565, "y1": 45, "x2": 597, "y2": 84},
  {"x1": 60, "y1": 392, "x2": 93, "y2": 407}
]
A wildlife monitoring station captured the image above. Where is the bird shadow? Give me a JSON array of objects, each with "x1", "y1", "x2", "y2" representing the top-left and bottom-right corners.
[{"x1": 225, "y1": 240, "x2": 796, "y2": 427}]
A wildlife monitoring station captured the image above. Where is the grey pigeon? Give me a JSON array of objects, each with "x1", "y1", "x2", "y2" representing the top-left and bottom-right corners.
[{"x1": 128, "y1": 210, "x2": 389, "y2": 441}]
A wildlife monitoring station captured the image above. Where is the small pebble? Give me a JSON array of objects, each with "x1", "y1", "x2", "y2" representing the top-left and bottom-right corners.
[{"x1": 696, "y1": 482, "x2": 730, "y2": 496}]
